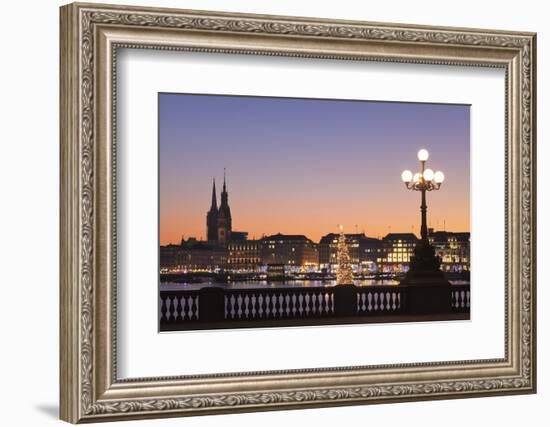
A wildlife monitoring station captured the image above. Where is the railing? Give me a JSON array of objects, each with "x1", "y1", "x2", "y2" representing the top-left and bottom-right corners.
[
  {"x1": 356, "y1": 287, "x2": 404, "y2": 315},
  {"x1": 160, "y1": 290, "x2": 200, "y2": 322},
  {"x1": 450, "y1": 284, "x2": 470, "y2": 313},
  {"x1": 159, "y1": 283, "x2": 469, "y2": 330},
  {"x1": 224, "y1": 288, "x2": 335, "y2": 320}
]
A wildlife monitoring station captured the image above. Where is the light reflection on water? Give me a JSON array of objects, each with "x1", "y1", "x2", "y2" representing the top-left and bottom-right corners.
[{"x1": 161, "y1": 279, "x2": 398, "y2": 291}]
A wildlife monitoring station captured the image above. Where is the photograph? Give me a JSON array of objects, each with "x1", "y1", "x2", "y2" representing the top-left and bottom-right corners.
[{"x1": 158, "y1": 93, "x2": 471, "y2": 331}]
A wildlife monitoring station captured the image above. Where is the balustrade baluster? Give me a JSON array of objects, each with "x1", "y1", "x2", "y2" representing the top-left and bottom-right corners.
[
  {"x1": 320, "y1": 292, "x2": 326, "y2": 315},
  {"x1": 252, "y1": 294, "x2": 258, "y2": 318},
  {"x1": 243, "y1": 294, "x2": 250, "y2": 319},
  {"x1": 174, "y1": 297, "x2": 181, "y2": 320},
  {"x1": 265, "y1": 294, "x2": 271, "y2": 318},
  {"x1": 248, "y1": 294, "x2": 254, "y2": 318},
  {"x1": 258, "y1": 294, "x2": 264, "y2": 318},
  {"x1": 275, "y1": 294, "x2": 285, "y2": 319},
  {"x1": 230, "y1": 295, "x2": 236, "y2": 319},
  {"x1": 313, "y1": 292, "x2": 318, "y2": 315},
  {"x1": 224, "y1": 295, "x2": 230, "y2": 319},
  {"x1": 192, "y1": 296, "x2": 199, "y2": 320},
  {"x1": 160, "y1": 295, "x2": 167, "y2": 320},
  {"x1": 238, "y1": 295, "x2": 244, "y2": 319},
  {"x1": 178, "y1": 296, "x2": 186, "y2": 320},
  {"x1": 298, "y1": 294, "x2": 304, "y2": 317},
  {"x1": 285, "y1": 294, "x2": 290, "y2": 317},
  {"x1": 165, "y1": 297, "x2": 173, "y2": 321},
  {"x1": 192, "y1": 296, "x2": 196, "y2": 319},
  {"x1": 273, "y1": 294, "x2": 279, "y2": 319},
  {"x1": 184, "y1": 296, "x2": 189, "y2": 320},
  {"x1": 176, "y1": 296, "x2": 181, "y2": 320},
  {"x1": 304, "y1": 293, "x2": 311, "y2": 316}
]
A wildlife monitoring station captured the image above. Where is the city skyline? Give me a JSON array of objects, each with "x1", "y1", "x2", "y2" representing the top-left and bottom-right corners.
[{"x1": 160, "y1": 93, "x2": 470, "y2": 245}]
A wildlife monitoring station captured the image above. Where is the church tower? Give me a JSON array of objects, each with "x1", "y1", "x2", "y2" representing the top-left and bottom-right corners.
[
  {"x1": 206, "y1": 178, "x2": 219, "y2": 242},
  {"x1": 217, "y1": 170, "x2": 232, "y2": 244}
]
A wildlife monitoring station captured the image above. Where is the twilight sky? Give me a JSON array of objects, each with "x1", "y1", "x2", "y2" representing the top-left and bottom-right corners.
[{"x1": 159, "y1": 93, "x2": 470, "y2": 245}]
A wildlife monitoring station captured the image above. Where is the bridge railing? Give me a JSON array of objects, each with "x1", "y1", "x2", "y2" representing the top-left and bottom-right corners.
[{"x1": 159, "y1": 283, "x2": 469, "y2": 331}]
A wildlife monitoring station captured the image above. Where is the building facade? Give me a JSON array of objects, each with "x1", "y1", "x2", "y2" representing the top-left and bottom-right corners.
[
  {"x1": 159, "y1": 239, "x2": 226, "y2": 272},
  {"x1": 260, "y1": 233, "x2": 319, "y2": 270},
  {"x1": 318, "y1": 233, "x2": 382, "y2": 272},
  {"x1": 376, "y1": 233, "x2": 418, "y2": 273},
  {"x1": 227, "y1": 240, "x2": 262, "y2": 271},
  {"x1": 429, "y1": 230, "x2": 470, "y2": 272}
]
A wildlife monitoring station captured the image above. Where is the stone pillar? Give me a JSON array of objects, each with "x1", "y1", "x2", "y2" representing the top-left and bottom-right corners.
[
  {"x1": 333, "y1": 284, "x2": 357, "y2": 317},
  {"x1": 199, "y1": 287, "x2": 225, "y2": 322}
]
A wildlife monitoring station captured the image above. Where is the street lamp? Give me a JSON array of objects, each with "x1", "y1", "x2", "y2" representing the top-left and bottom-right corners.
[{"x1": 401, "y1": 149, "x2": 445, "y2": 241}]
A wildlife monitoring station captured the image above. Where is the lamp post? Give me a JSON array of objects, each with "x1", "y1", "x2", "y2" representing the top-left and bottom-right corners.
[
  {"x1": 400, "y1": 150, "x2": 451, "y2": 314},
  {"x1": 401, "y1": 149, "x2": 445, "y2": 241}
]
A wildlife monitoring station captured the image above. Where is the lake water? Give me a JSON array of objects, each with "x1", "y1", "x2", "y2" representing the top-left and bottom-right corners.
[{"x1": 162, "y1": 279, "x2": 397, "y2": 291}]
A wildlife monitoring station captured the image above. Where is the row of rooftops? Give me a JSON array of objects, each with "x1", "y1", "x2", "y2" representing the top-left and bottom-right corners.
[{"x1": 163, "y1": 231, "x2": 469, "y2": 249}]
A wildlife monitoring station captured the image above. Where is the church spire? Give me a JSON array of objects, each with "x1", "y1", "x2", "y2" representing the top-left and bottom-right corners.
[
  {"x1": 206, "y1": 177, "x2": 219, "y2": 242},
  {"x1": 220, "y1": 168, "x2": 229, "y2": 213},
  {"x1": 217, "y1": 168, "x2": 232, "y2": 244},
  {"x1": 209, "y1": 177, "x2": 217, "y2": 211}
]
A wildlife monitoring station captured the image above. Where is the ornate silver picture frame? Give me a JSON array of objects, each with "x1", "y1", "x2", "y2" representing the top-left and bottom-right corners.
[{"x1": 60, "y1": 2, "x2": 536, "y2": 423}]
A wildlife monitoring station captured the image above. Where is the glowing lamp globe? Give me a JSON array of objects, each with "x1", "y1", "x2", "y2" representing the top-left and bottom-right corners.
[
  {"x1": 434, "y1": 171, "x2": 445, "y2": 183},
  {"x1": 417, "y1": 149, "x2": 429, "y2": 162},
  {"x1": 413, "y1": 172, "x2": 422, "y2": 183},
  {"x1": 401, "y1": 170, "x2": 413, "y2": 183},
  {"x1": 423, "y1": 168, "x2": 434, "y2": 181}
]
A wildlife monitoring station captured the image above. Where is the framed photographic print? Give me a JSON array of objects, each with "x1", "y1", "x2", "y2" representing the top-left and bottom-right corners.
[{"x1": 60, "y1": 2, "x2": 537, "y2": 423}]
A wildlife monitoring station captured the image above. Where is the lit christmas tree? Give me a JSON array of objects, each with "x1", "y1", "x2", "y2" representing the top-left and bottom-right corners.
[{"x1": 336, "y1": 225, "x2": 353, "y2": 285}]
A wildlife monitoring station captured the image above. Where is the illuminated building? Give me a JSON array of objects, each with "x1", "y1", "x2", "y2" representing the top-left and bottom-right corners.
[
  {"x1": 377, "y1": 233, "x2": 418, "y2": 273},
  {"x1": 159, "y1": 238, "x2": 226, "y2": 272},
  {"x1": 318, "y1": 233, "x2": 381, "y2": 272},
  {"x1": 227, "y1": 239, "x2": 262, "y2": 271},
  {"x1": 429, "y1": 230, "x2": 470, "y2": 272},
  {"x1": 260, "y1": 234, "x2": 319, "y2": 270}
]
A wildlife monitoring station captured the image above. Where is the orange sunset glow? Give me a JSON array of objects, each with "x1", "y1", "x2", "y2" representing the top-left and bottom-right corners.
[{"x1": 159, "y1": 94, "x2": 470, "y2": 245}]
